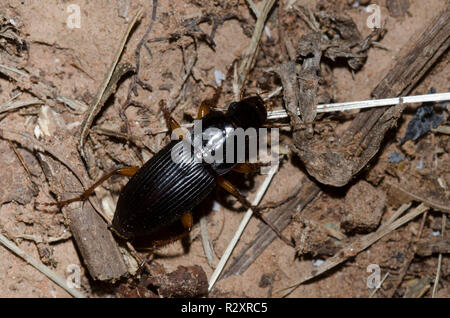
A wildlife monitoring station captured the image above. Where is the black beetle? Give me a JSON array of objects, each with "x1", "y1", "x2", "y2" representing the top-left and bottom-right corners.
[
  {"x1": 112, "y1": 96, "x2": 269, "y2": 239},
  {"x1": 42, "y1": 94, "x2": 290, "y2": 244}
]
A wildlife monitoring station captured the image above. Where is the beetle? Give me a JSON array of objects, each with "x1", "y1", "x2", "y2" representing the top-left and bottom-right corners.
[{"x1": 41, "y1": 92, "x2": 290, "y2": 245}]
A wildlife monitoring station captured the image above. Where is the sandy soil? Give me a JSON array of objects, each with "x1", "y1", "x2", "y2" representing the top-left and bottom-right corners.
[{"x1": 0, "y1": 0, "x2": 448, "y2": 298}]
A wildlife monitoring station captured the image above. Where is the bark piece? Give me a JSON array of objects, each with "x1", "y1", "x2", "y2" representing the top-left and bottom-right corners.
[
  {"x1": 293, "y1": 5, "x2": 450, "y2": 186},
  {"x1": 296, "y1": 32, "x2": 322, "y2": 124},
  {"x1": 415, "y1": 237, "x2": 450, "y2": 257},
  {"x1": 0, "y1": 128, "x2": 128, "y2": 281},
  {"x1": 37, "y1": 153, "x2": 128, "y2": 282},
  {"x1": 292, "y1": 217, "x2": 341, "y2": 257},
  {"x1": 0, "y1": 140, "x2": 36, "y2": 204},
  {"x1": 148, "y1": 265, "x2": 208, "y2": 298}
]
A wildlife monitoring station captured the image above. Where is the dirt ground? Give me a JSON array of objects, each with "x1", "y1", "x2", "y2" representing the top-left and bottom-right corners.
[{"x1": 0, "y1": 0, "x2": 448, "y2": 298}]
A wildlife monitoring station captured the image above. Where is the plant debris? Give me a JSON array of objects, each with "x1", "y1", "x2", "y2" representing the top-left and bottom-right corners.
[
  {"x1": 0, "y1": 10, "x2": 28, "y2": 64},
  {"x1": 118, "y1": 263, "x2": 208, "y2": 298},
  {"x1": 0, "y1": 0, "x2": 448, "y2": 298},
  {"x1": 340, "y1": 180, "x2": 386, "y2": 234},
  {"x1": 401, "y1": 97, "x2": 444, "y2": 143},
  {"x1": 292, "y1": 216, "x2": 342, "y2": 257}
]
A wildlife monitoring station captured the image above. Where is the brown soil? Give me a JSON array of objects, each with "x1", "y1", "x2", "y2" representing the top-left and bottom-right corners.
[{"x1": 0, "y1": 0, "x2": 448, "y2": 298}]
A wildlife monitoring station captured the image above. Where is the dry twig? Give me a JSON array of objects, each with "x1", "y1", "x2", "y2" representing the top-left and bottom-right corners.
[
  {"x1": 432, "y1": 214, "x2": 446, "y2": 297},
  {"x1": 208, "y1": 165, "x2": 279, "y2": 292},
  {"x1": 385, "y1": 181, "x2": 450, "y2": 214},
  {"x1": 200, "y1": 217, "x2": 217, "y2": 269},
  {"x1": 238, "y1": 0, "x2": 276, "y2": 96},
  {"x1": 223, "y1": 177, "x2": 320, "y2": 279},
  {"x1": 279, "y1": 203, "x2": 429, "y2": 297},
  {"x1": 0, "y1": 98, "x2": 43, "y2": 114},
  {"x1": 0, "y1": 232, "x2": 85, "y2": 298},
  {"x1": 79, "y1": 7, "x2": 144, "y2": 160},
  {"x1": 369, "y1": 272, "x2": 390, "y2": 298},
  {"x1": 120, "y1": 0, "x2": 158, "y2": 131}
]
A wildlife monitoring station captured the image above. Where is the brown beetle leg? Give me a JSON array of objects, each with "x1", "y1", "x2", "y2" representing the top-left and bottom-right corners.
[
  {"x1": 181, "y1": 212, "x2": 194, "y2": 231},
  {"x1": 197, "y1": 102, "x2": 211, "y2": 119},
  {"x1": 159, "y1": 100, "x2": 184, "y2": 139},
  {"x1": 37, "y1": 166, "x2": 139, "y2": 208},
  {"x1": 197, "y1": 86, "x2": 222, "y2": 119},
  {"x1": 216, "y1": 175, "x2": 293, "y2": 247},
  {"x1": 232, "y1": 162, "x2": 270, "y2": 174}
]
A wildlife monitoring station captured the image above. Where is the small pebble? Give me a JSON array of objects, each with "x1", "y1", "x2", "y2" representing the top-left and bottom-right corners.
[
  {"x1": 388, "y1": 152, "x2": 405, "y2": 163},
  {"x1": 34, "y1": 125, "x2": 42, "y2": 139},
  {"x1": 214, "y1": 70, "x2": 226, "y2": 86},
  {"x1": 212, "y1": 200, "x2": 221, "y2": 212},
  {"x1": 312, "y1": 259, "x2": 325, "y2": 267},
  {"x1": 416, "y1": 160, "x2": 424, "y2": 170},
  {"x1": 264, "y1": 26, "x2": 271, "y2": 39}
]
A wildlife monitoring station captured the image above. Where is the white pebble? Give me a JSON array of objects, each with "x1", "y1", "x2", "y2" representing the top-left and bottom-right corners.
[
  {"x1": 34, "y1": 125, "x2": 42, "y2": 139},
  {"x1": 312, "y1": 259, "x2": 325, "y2": 267},
  {"x1": 264, "y1": 25, "x2": 271, "y2": 39},
  {"x1": 212, "y1": 200, "x2": 221, "y2": 212},
  {"x1": 214, "y1": 70, "x2": 226, "y2": 86},
  {"x1": 416, "y1": 160, "x2": 424, "y2": 170}
]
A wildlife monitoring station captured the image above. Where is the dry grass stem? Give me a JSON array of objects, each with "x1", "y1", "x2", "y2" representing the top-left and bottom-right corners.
[{"x1": 0, "y1": 232, "x2": 85, "y2": 298}]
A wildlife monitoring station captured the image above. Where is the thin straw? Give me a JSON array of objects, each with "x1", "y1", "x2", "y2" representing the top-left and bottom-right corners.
[
  {"x1": 0, "y1": 232, "x2": 85, "y2": 298},
  {"x1": 208, "y1": 165, "x2": 278, "y2": 292},
  {"x1": 266, "y1": 92, "x2": 450, "y2": 120}
]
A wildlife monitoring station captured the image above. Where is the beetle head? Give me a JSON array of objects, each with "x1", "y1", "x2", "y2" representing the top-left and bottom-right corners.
[{"x1": 226, "y1": 96, "x2": 267, "y2": 129}]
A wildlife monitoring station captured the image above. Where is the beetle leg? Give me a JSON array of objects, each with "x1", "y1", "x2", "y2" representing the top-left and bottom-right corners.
[
  {"x1": 181, "y1": 212, "x2": 194, "y2": 231},
  {"x1": 197, "y1": 102, "x2": 211, "y2": 119},
  {"x1": 36, "y1": 166, "x2": 139, "y2": 208},
  {"x1": 159, "y1": 100, "x2": 185, "y2": 139},
  {"x1": 216, "y1": 175, "x2": 293, "y2": 247},
  {"x1": 232, "y1": 162, "x2": 270, "y2": 174},
  {"x1": 197, "y1": 86, "x2": 222, "y2": 119}
]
